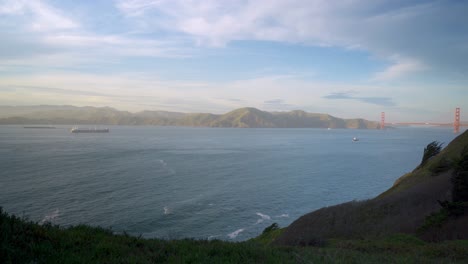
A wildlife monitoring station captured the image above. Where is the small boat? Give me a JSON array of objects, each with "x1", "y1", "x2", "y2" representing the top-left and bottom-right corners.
[
  {"x1": 70, "y1": 127, "x2": 109, "y2": 133},
  {"x1": 352, "y1": 137, "x2": 359, "y2": 142}
]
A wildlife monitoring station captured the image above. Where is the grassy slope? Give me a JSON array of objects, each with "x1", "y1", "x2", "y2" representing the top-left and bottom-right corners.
[
  {"x1": 275, "y1": 130, "x2": 468, "y2": 246},
  {"x1": 384, "y1": 129, "x2": 468, "y2": 195},
  {"x1": 1, "y1": 209, "x2": 468, "y2": 263}
]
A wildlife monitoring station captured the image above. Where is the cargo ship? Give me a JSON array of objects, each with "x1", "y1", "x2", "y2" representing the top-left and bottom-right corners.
[{"x1": 70, "y1": 127, "x2": 109, "y2": 133}]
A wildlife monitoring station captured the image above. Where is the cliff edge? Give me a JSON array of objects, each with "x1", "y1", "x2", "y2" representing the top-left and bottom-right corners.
[{"x1": 275, "y1": 130, "x2": 468, "y2": 246}]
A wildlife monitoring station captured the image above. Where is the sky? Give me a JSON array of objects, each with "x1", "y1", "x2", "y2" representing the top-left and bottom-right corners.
[{"x1": 0, "y1": 0, "x2": 467, "y2": 122}]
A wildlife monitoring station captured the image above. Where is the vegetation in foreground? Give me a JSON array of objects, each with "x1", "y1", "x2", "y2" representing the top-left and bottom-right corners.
[{"x1": 1, "y1": 209, "x2": 468, "y2": 264}]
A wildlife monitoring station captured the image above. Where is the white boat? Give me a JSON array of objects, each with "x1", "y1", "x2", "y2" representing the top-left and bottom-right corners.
[{"x1": 70, "y1": 127, "x2": 109, "y2": 133}]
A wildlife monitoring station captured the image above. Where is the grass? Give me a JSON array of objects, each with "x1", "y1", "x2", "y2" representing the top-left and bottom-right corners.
[
  {"x1": 274, "y1": 131, "x2": 468, "y2": 246},
  {"x1": 2, "y1": 208, "x2": 468, "y2": 263},
  {"x1": 382, "y1": 132, "x2": 468, "y2": 197}
]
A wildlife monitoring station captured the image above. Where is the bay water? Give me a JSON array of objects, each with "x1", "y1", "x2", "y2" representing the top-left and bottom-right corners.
[{"x1": 0, "y1": 126, "x2": 457, "y2": 241}]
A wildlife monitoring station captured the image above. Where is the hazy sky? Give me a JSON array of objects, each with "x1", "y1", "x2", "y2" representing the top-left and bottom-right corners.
[{"x1": 1, "y1": 0, "x2": 467, "y2": 122}]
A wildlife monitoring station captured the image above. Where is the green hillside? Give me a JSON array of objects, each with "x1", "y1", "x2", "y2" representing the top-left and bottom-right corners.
[
  {"x1": 0, "y1": 105, "x2": 380, "y2": 128},
  {"x1": 275, "y1": 130, "x2": 468, "y2": 246}
]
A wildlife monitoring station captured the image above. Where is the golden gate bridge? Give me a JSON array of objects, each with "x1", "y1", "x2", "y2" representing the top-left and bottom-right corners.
[{"x1": 380, "y1": 107, "x2": 465, "y2": 133}]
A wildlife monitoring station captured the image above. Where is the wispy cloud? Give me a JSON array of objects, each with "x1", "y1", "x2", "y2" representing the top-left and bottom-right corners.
[
  {"x1": 323, "y1": 91, "x2": 396, "y2": 107},
  {"x1": 0, "y1": 72, "x2": 326, "y2": 112},
  {"x1": 115, "y1": 0, "x2": 468, "y2": 76},
  {"x1": 41, "y1": 33, "x2": 192, "y2": 58},
  {"x1": 0, "y1": 0, "x2": 192, "y2": 67},
  {"x1": 3, "y1": 0, "x2": 467, "y2": 76},
  {"x1": 263, "y1": 99, "x2": 295, "y2": 110},
  {"x1": 0, "y1": 0, "x2": 78, "y2": 31},
  {"x1": 323, "y1": 92, "x2": 355, "y2": 100},
  {"x1": 372, "y1": 55, "x2": 427, "y2": 81},
  {"x1": 4, "y1": 85, "x2": 116, "y2": 97}
]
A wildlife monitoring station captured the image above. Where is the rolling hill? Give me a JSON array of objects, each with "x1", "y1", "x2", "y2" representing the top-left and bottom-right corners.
[{"x1": 0, "y1": 105, "x2": 380, "y2": 129}]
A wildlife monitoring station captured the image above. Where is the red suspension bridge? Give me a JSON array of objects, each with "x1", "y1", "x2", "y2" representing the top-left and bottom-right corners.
[{"x1": 381, "y1": 107, "x2": 466, "y2": 133}]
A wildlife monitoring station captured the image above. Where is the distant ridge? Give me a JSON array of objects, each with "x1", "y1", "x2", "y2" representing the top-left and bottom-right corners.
[{"x1": 0, "y1": 105, "x2": 380, "y2": 129}]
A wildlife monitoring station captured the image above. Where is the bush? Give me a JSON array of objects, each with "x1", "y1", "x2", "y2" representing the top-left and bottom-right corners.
[
  {"x1": 419, "y1": 141, "x2": 443, "y2": 168},
  {"x1": 262, "y1": 223, "x2": 279, "y2": 235}
]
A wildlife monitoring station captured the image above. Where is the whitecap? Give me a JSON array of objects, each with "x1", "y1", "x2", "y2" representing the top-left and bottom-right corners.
[
  {"x1": 227, "y1": 228, "x2": 244, "y2": 239},
  {"x1": 158, "y1": 160, "x2": 176, "y2": 174},
  {"x1": 163, "y1": 206, "x2": 171, "y2": 215},
  {"x1": 255, "y1": 212, "x2": 271, "y2": 224},
  {"x1": 158, "y1": 159, "x2": 168, "y2": 167},
  {"x1": 276, "y1": 214, "x2": 289, "y2": 218},
  {"x1": 256, "y1": 212, "x2": 271, "y2": 220},
  {"x1": 40, "y1": 209, "x2": 59, "y2": 225}
]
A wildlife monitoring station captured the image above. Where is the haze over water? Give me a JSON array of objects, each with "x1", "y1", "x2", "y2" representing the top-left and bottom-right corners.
[{"x1": 0, "y1": 126, "x2": 457, "y2": 241}]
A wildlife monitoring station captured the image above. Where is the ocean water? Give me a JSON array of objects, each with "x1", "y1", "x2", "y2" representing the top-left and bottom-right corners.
[{"x1": 0, "y1": 125, "x2": 458, "y2": 241}]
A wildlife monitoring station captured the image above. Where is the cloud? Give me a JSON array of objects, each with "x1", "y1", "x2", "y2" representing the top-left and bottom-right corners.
[
  {"x1": 263, "y1": 99, "x2": 295, "y2": 110},
  {"x1": 4, "y1": 85, "x2": 124, "y2": 98},
  {"x1": 115, "y1": 0, "x2": 468, "y2": 76},
  {"x1": 264, "y1": 99, "x2": 285, "y2": 104},
  {"x1": 0, "y1": 0, "x2": 78, "y2": 31},
  {"x1": 0, "y1": 72, "x2": 326, "y2": 113},
  {"x1": 2, "y1": 0, "x2": 466, "y2": 80},
  {"x1": 322, "y1": 92, "x2": 355, "y2": 100},
  {"x1": 41, "y1": 33, "x2": 192, "y2": 58},
  {"x1": 372, "y1": 55, "x2": 427, "y2": 81},
  {"x1": 323, "y1": 91, "x2": 396, "y2": 107},
  {"x1": 0, "y1": 0, "x2": 192, "y2": 66},
  {"x1": 357, "y1": 97, "x2": 395, "y2": 107},
  {"x1": 225, "y1": 98, "x2": 243, "y2": 102}
]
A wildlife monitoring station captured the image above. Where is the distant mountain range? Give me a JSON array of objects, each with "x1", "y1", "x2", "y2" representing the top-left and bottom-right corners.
[{"x1": 0, "y1": 105, "x2": 381, "y2": 129}]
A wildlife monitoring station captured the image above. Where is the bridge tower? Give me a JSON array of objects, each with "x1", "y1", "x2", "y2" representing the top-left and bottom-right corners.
[
  {"x1": 380, "y1": 112, "x2": 385, "y2": 129},
  {"x1": 454, "y1": 107, "x2": 460, "y2": 133}
]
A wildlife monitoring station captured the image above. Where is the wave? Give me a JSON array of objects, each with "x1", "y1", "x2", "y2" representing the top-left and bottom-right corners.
[
  {"x1": 208, "y1": 235, "x2": 221, "y2": 240},
  {"x1": 158, "y1": 159, "x2": 176, "y2": 175},
  {"x1": 227, "y1": 228, "x2": 244, "y2": 239},
  {"x1": 256, "y1": 212, "x2": 271, "y2": 220},
  {"x1": 276, "y1": 213, "x2": 289, "y2": 218},
  {"x1": 255, "y1": 212, "x2": 271, "y2": 224},
  {"x1": 39, "y1": 209, "x2": 59, "y2": 225}
]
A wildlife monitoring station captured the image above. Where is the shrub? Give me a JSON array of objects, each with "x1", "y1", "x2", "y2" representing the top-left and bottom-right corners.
[
  {"x1": 262, "y1": 223, "x2": 279, "y2": 235},
  {"x1": 420, "y1": 141, "x2": 443, "y2": 168}
]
